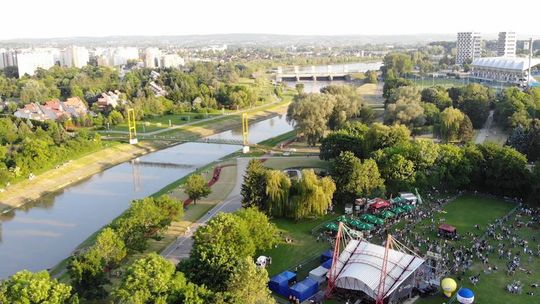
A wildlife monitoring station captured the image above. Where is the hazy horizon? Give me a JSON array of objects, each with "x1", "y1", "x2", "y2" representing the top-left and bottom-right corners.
[{"x1": 2, "y1": 0, "x2": 539, "y2": 41}]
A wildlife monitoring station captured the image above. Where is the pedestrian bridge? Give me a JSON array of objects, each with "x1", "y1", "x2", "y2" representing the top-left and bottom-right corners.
[{"x1": 276, "y1": 65, "x2": 352, "y2": 82}]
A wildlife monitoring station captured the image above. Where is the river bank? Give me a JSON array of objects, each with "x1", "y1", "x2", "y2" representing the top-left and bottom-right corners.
[{"x1": 0, "y1": 100, "x2": 290, "y2": 214}]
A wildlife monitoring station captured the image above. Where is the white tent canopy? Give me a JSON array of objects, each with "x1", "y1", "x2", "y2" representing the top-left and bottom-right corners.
[
  {"x1": 328, "y1": 240, "x2": 424, "y2": 300},
  {"x1": 472, "y1": 57, "x2": 540, "y2": 72},
  {"x1": 309, "y1": 266, "x2": 328, "y2": 284}
]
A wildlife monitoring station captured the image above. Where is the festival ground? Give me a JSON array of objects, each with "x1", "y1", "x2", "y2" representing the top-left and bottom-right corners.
[{"x1": 264, "y1": 193, "x2": 540, "y2": 304}]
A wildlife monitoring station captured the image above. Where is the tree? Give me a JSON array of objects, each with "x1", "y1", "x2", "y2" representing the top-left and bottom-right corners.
[
  {"x1": 331, "y1": 151, "x2": 384, "y2": 203},
  {"x1": 265, "y1": 169, "x2": 291, "y2": 217},
  {"x1": 458, "y1": 84, "x2": 493, "y2": 128},
  {"x1": 364, "y1": 70, "x2": 378, "y2": 83},
  {"x1": 108, "y1": 110, "x2": 124, "y2": 125},
  {"x1": 225, "y1": 257, "x2": 274, "y2": 304},
  {"x1": 241, "y1": 159, "x2": 269, "y2": 209},
  {"x1": 289, "y1": 170, "x2": 336, "y2": 220},
  {"x1": 458, "y1": 115, "x2": 474, "y2": 143},
  {"x1": 374, "y1": 152, "x2": 416, "y2": 193},
  {"x1": 287, "y1": 93, "x2": 336, "y2": 145},
  {"x1": 383, "y1": 53, "x2": 413, "y2": 76},
  {"x1": 0, "y1": 270, "x2": 76, "y2": 304},
  {"x1": 421, "y1": 86, "x2": 452, "y2": 110},
  {"x1": 20, "y1": 80, "x2": 54, "y2": 104},
  {"x1": 93, "y1": 227, "x2": 126, "y2": 268},
  {"x1": 184, "y1": 174, "x2": 211, "y2": 204},
  {"x1": 439, "y1": 107, "x2": 465, "y2": 142},
  {"x1": 385, "y1": 86, "x2": 425, "y2": 127},
  {"x1": 321, "y1": 85, "x2": 362, "y2": 130},
  {"x1": 295, "y1": 83, "x2": 304, "y2": 95},
  {"x1": 114, "y1": 253, "x2": 190, "y2": 304},
  {"x1": 68, "y1": 247, "x2": 108, "y2": 299}
]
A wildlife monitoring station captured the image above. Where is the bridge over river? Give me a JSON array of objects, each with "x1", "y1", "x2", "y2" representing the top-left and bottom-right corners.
[{"x1": 275, "y1": 61, "x2": 383, "y2": 82}]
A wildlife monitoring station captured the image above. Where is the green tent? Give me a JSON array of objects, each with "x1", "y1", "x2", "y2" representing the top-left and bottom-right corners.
[
  {"x1": 336, "y1": 215, "x2": 351, "y2": 223},
  {"x1": 324, "y1": 222, "x2": 339, "y2": 232},
  {"x1": 360, "y1": 214, "x2": 384, "y2": 225},
  {"x1": 391, "y1": 206, "x2": 406, "y2": 214},
  {"x1": 401, "y1": 204, "x2": 415, "y2": 212},
  {"x1": 378, "y1": 210, "x2": 396, "y2": 219},
  {"x1": 350, "y1": 220, "x2": 374, "y2": 231},
  {"x1": 391, "y1": 196, "x2": 405, "y2": 204}
]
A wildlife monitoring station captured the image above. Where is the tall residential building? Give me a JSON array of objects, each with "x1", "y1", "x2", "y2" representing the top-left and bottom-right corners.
[
  {"x1": 62, "y1": 46, "x2": 90, "y2": 68},
  {"x1": 162, "y1": 54, "x2": 185, "y2": 68},
  {"x1": 16, "y1": 50, "x2": 55, "y2": 78},
  {"x1": 144, "y1": 48, "x2": 161, "y2": 68},
  {"x1": 456, "y1": 32, "x2": 482, "y2": 65},
  {"x1": 0, "y1": 50, "x2": 18, "y2": 69},
  {"x1": 497, "y1": 32, "x2": 517, "y2": 57},
  {"x1": 112, "y1": 47, "x2": 139, "y2": 66}
]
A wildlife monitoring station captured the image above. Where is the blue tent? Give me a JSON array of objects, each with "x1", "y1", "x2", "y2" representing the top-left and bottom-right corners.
[
  {"x1": 321, "y1": 258, "x2": 333, "y2": 269},
  {"x1": 320, "y1": 249, "x2": 333, "y2": 263},
  {"x1": 290, "y1": 278, "x2": 319, "y2": 302},
  {"x1": 268, "y1": 271, "x2": 296, "y2": 297}
]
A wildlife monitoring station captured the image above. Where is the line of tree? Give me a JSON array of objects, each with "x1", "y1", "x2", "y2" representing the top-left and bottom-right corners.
[
  {"x1": 241, "y1": 160, "x2": 336, "y2": 219},
  {"x1": 319, "y1": 122, "x2": 537, "y2": 202},
  {"x1": 0, "y1": 116, "x2": 102, "y2": 188}
]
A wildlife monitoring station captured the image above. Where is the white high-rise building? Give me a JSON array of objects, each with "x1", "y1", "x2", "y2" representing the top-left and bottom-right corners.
[
  {"x1": 456, "y1": 32, "x2": 482, "y2": 65},
  {"x1": 63, "y1": 46, "x2": 90, "y2": 68},
  {"x1": 16, "y1": 50, "x2": 55, "y2": 78},
  {"x1": 112, "y1": 47, "x2": 139, "y2": 66},
  {"x1": 162, "y1": 54, "x2": 185, "y2": 68},
  {"x1": 497, "y1": 32, "x2": 517, "y2": 57},
  {"x1": 144, "y1": 48, "x2": 161, "y2": 68}
]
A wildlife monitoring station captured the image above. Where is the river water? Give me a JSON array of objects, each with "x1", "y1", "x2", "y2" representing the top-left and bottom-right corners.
[
  {"x1": 0, "y1": 114, "x2": 293, "y2": 278},
  {"x1": 282, "y1": 61, "x2": 383, "y2": 93}
]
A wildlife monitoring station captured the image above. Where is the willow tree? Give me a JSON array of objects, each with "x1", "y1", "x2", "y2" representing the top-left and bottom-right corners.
[
  {"x1": 289, "y1": 170, "x2": 336, "y2": 220},
  {"x1": 439, "y1": 107, "x2": 465, "y2": 142},
  {"x1": 265, "y1": 170, "x2": 291, "y2": 217}
]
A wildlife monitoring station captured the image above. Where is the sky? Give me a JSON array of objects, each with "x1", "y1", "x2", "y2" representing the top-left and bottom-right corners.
[{"x1": 2, "y1": 0, "x2": 539, "y2": 40}]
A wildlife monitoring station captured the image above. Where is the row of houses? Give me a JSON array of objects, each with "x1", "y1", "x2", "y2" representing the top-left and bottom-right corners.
[{"x1": 14, "y1": 97, "x2": 90, "y2": 121}]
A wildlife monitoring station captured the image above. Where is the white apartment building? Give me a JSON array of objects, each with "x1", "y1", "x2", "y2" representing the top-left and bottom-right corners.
[
  {"x1": 456, "y1": 32, "x2": 482, "y2": 65},
  {"x1": 62, "y1": 46, "x2": 90, "y2": 68},
  {"x1": 144, "y1": 48, "x2": 161, "y2": 68},
  {"x1": 162, "y1": 54, "x2": 185, "y2": 68},
  {"x1": 497, "y1": 32, "x2": 517, "y2": 57},
  {"x1": 16, "y1": 50, "x2": 55, "y2": 78},
  {"x1": 109, "y1": 47, "x2": 139, "y2": 66}
]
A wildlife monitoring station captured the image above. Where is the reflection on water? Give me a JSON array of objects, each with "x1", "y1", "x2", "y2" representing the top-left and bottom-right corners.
[{"x1": 0, "y1": 115, "x2": 293, "y2": 278}]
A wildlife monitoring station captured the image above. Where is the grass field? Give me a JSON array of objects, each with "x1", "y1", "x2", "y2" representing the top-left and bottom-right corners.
[
  {"x1": 108, "y1": 112, "x2": 223, "y2": 133},
  {"x1": 260, "y1": 214, "x2": 335, "y2": 278},
  {"x1": 357, "y1": 83, "x2": 384, "y2": 108},
  {"x1": 399, "y1": 195, "x2": 540, "y2": 304},
  {"x1": 263, "y1": 156, "x2": 330, "y2": 171}
]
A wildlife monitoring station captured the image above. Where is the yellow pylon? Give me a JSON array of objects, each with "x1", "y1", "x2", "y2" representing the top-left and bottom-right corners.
[
  {"x1": 242, "y1": 113, "x2": 249, "y2": 146},
  {"x1": 127, "y1": 108, "x2": 138, "y2": 144}
]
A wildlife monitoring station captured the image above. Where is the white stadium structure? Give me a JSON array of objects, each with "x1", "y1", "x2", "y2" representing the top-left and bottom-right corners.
[
  {"x1": 471, "y1": 57, "x2": 540, "y2": 85},
  {"x1": 328, "y1": 239, "x2": 425, "y2": 302}
]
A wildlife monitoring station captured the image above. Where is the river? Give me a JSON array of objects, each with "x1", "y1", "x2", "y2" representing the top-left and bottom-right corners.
[
  {"x1": 282, "y1": 61, "x2": 383, "y2": 93},
  {"x1": 0, "y1": 114, "x2": 293, "y2": 278}
]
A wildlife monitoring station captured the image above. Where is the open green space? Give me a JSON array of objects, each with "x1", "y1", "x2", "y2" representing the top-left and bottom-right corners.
[
  {"x1": 259, "y1": 214, "x2": 335, "y2": 278},
  {"x1": 263, "y1": 156, "x2": 330, "y2": 171},
  {"x1": 402, "y1": 195, "x2": 540, "y2": 304}
]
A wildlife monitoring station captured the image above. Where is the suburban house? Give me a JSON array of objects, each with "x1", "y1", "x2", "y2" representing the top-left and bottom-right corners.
[
  {"x1": 95, "y1": 91, "x2": 123, "y2": 109},
  {"x1": 14, "y1": 97, "x2": 90, "y2": 122}
]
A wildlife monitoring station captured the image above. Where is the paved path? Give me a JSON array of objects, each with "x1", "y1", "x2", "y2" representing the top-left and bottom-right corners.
[
  {"x1": 475, "y1": 110, "x2": 495, "y2": 144},
  {"x1": 161, "y1": 157, "x2": 250, "y2": 264},
  {"x1": 102, "y1": 100, "x2": 283, "y2": 137}
]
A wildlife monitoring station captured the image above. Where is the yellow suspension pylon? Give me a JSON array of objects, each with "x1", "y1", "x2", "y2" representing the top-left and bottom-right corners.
[
  {"x1": 242, "y1": 113, "x2": 249, "y2": 153},
  {"x1": 127, "y1": 108, "x2": 138, "y2": 144}
]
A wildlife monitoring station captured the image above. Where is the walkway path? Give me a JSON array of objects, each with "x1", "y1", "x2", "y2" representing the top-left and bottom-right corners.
[
  {"x1": 475, "y1": 110, "x2": 495, "y2": 144},
  {"x1": 161, "y1": 157, "x2": 250, "y2": 264},
  {"x1": 102, "y1": 100, "x2": 284, "y2": 136}
]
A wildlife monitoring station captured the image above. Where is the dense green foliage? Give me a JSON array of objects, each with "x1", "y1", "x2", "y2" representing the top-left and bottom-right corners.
[
  {"x1": 0, "y1": 117, "x2": 102, "y2": 188},
  {"x1": 331, "y1": 151, "x2": 385, "y2": 203},
  {"x1": 286, "y1": 84, "x2": 364, "y2": 145},
  {"x1": 0, "y1": 270, "x2": 77, "y2": 304},
  {"x1": 320, "y1": 122, "x2": 410, "y2": 160},
  {"x1": 495, "y1": 87, "x2": 540, "y2": 129},
  {"x1": 179, "y1": 209, "x2": 276, "y2": 303},
  {"x1": 506, "y1": 120, "x2": 540, "y2": 162}
]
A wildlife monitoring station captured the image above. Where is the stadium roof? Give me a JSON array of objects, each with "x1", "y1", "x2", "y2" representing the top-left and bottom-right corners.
[
  {"x1": 329, "y1": 240, "x2": 424, "y2": 300},
  {"x1": 472, "y1": 57, "x2": 540, "y2": 72}
]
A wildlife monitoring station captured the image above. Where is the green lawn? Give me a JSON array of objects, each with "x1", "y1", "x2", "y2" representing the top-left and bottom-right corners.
[
  {"x1": 260, "y1": 214, "x2": 336, "y2": 277},
  {"x1": 263, "y1": 157, "x2": 330, "y2": 171},
  {"x1": 107, "y1": 112, "x2": 223, "y2": 133},
  {"x1": 404, "y1": 195, "x2": 540, "y2": 304}
]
